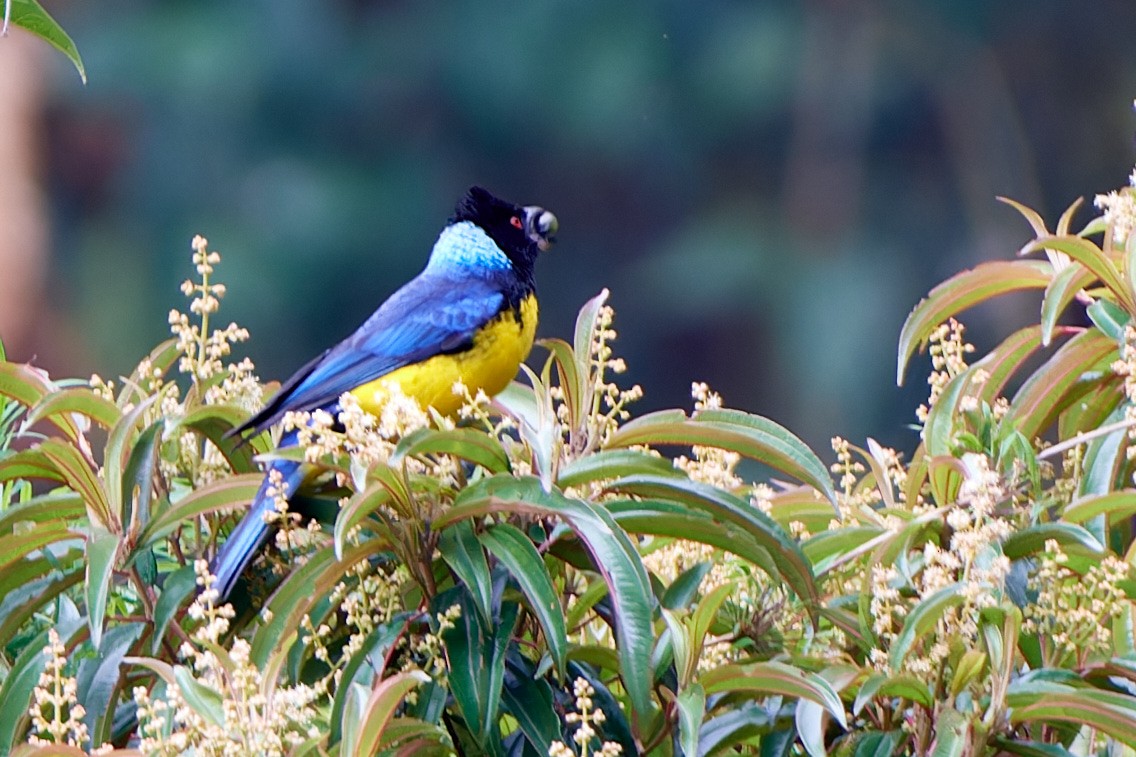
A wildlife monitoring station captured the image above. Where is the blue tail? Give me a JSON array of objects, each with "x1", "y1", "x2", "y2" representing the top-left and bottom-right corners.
[{"x1": 212, "y1": 431, "x2": 306, "y2": 600}]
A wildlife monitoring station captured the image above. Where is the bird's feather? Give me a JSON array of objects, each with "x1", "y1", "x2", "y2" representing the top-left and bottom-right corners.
[{"x1": 233, "y1": 272, "x2": 505, "y2": 436}]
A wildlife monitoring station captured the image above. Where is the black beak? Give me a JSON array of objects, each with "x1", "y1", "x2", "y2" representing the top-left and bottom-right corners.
[{"x1": 524, "y1": 206, "x2": 558, "y2": 252}]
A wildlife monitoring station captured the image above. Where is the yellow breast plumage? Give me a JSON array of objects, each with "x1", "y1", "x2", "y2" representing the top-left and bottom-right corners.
[{"x1": 349, "y1": 293, "x2": 539, "y2": 417}]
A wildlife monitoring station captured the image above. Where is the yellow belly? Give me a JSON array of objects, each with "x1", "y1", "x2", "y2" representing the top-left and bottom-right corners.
[{"x1": 350, "y1": 294, "x2": 538, "y2": 417}]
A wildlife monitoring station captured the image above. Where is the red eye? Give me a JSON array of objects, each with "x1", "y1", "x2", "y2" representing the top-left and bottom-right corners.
[{"x1": 510, "y1": 216, "x2": 523, "y2": 229}]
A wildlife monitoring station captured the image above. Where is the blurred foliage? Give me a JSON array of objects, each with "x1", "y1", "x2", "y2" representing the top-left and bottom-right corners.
[
  {"x1": 23, "y1": 0, "x2": 1136, "y2": 457},
  {"x1": 11, "y1": 173, "x2": 1136, "y2": 751}
]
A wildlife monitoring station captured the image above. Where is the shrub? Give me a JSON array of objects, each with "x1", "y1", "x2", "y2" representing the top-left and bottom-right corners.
[{"x1": 6, "y1": 172, "x2": 1136, "y2": 754}]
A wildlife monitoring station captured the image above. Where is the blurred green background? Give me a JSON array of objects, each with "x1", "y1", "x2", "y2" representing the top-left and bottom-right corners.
[{"x1": 9, "y1": 0, "x2": 1136, "y2": 456}]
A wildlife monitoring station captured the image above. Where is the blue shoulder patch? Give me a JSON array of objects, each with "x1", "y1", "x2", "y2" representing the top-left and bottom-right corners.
[{"x1": 426, "y1": 221, "x2": 511, "y2": 273}]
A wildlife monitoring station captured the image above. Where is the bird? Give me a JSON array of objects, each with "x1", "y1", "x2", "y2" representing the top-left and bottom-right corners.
[{"x1": 210, "y1": 186, "x2": 558, "y2": 599}]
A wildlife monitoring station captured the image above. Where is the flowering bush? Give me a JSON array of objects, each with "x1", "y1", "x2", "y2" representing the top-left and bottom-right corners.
[{"x1": 6, "y1": 163, "x2": 1136, "y2": 755}]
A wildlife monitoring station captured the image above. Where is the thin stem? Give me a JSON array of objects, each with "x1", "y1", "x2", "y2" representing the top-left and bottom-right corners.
[{"x1": 1038, "y1": 416, "x2": 1136, "y2": 460}]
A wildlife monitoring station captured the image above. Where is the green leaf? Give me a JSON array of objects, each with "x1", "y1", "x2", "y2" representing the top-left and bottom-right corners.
[
  {"x1": 8, "y1": 0, "x2": 86, "y2": 83},
  {"x1": 573, "y1": 289, "x2": 609, "y2": 378},
  {"x1": 350, "y1": 670, "x2": 430, "y2": 756},
  {"x1": 662, "y1": 561, "x2": 713, "y2": 610},
  {"x1": 120, "y1": 420, "x2": 162, "y2": 533},
  {"x1": 1001, "y1": 522, "x2": 1104, "y2": 560},
  {"x1": 1063, "y1": 490, "x2": 1136, "y2": 524},
  {"x1": 478, "y1": 523, "x2": 568, "y2": 679},
  {"x1": 889, "y1": 583, "x2": 966, "y2": 673},
  {"x1": 604, "y1": 475, "x2": 820, "y2": 614},
  {"x1": 137, "y1": 473, "x2": 261, "y2": 551},
  {"x1": 1006, "y1": 328, "x2": 1117, "y2": 441},
  {"x1": 328, "y1": 611, "x2": 415, "y2": 745},
  {"x1": 998, "y1": 195, "x2": 1052, "y2": 239},
  {"x1": 85, "y1": 529, "x2": 120, "y2": 649},
  {"x1": 609, "y1": 498, "x2": 779, "y2": 583},
  {"x1": 1007, "y1": 682, "x2": 1136, "y2": 748},
  {"x1": 392, "y1": 426, "x2": 511, "y2": 474},
  {"x1": 444, "y1": 594, "x2": 517, "y2": 753},
  {"x1": 990, "y1": 739, "x2": 1076, "y2": 757},
  {"x1": 0, "y1": 490, "x2": 84, "y2": 534},
  {"x1": 949, "y1": 650, "x2": 987, "y2": 698},
  {"x1": 677, "y1": 683, "x2": 706, "y2": 757},
  {"x1": 557, "y1": 448, "x2": 681, "y2": 489},
  {"x1": 444, "y1": 475, "x2": 657, "y2": 719},
  {"x1": 876, "y1": 676, "x2": 934, "y2": 708},
  {"x1": 1040, "y1": 264, "x2": 1097, "y2": 346},
  {"x1": 0, "y1": 361, "x2": 55, "y2": 415},
  {"x1": 1028, "y1": 235, "x2": 1136, "y2": 313},
  {"x1": 173, "y1": 664, "x2": 225, "y2": 726},
  {"x1": 796, "y1": 698, "x2": 828, "y2": 757},
  {"x1": 439, "y1": 520, "x2": 494, "y2": 627},
  {"x1": 897, "y1": 260, "x2": 1053, "y2": 384},
  {"x1": 702, "y1": 661, "x2": 847, "y2": 729},
  {"x1": 177, "y1": 404, "x2": 260, "y2": 474},
  {"x1": 77, "y1": 622, "x2": 144, "y2": 746},
  {"x1": 803, "y1": 526, "x2": 885, "y2": 569},
  {"x1": 558, "y1": 499, "x2": 656, "y2": 719},
  {"x1": 1087, "y1": 297, "x2": 1131, "y2": 341},
  {"x1": 607, "y1": 407, "x2": 837, "y2": 508},
  {"x1": 250, "y1": 540, "x2": 375, "y2": 669},
  {"x1": 971, "y1": 326, "x2": 1049, "y2": 403},
  {"x1": 104, "y1": 395, "x2": 160, "y2": 524},
  {"x1": 853, "y1": 673, "x2": 887, "y2": 716},
  {"x1": 499, "y1": 654, "x2": 559, "y2": 754},
  {"x1": 0, "y1": 520, "x2": 75, "y2": 573},
  {"x1": 930, "y1": 708, "x2": 969, "y2": 757},
  {"x1": 0, "y1": 562, "x2": 83, "y2": 649},
  {"x1": 540, "y1": 337, "x2": 585, "y2": 436},
  {"x1": 697, "y1": 705, "x2": 774, "y2": 756},
  {"x1": 850, "y1": 731, "x2": 904, "y2": 757},
  {"x1": 0, "y1": 613, "x2": 84, "y2": 752},
  {"x1": 150, "y1": 564, "x2": 197, "y2": 655},
  {"x1": 24, "y1": 387, "x2": 121, "y2": 432},
  {"x1": 38, "y1": 438, "x2": 112, "y2": 528}
]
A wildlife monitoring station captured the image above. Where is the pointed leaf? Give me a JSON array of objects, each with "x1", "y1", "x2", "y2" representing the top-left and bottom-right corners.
[
  {"x1": 1063, "y1": 490, "x2": 1136, "y2": 524},
  {"x1": 352, "y1": 671, "x2": 431, "y2": 756},
  {"x1": 1006, "y1": 329, "x2": 1116, "y2": 441},
  {"x1": 604, "y1": 475, "x2": 819, "y2": 613},
  {"x1": 177, "y1": 404, "x2": 260, "y2": 474},
  {"x1": 557, "y1": 448, "x2": 681, "y2": 489},
  {"x1": 25, "y1": 387, "x2": 120, "y2": 432},
  {"x1": 443, "y1": 476, "x2": 656, "y2": 718},
  {"x1": 898, "y1": 260, "x2": 1053, "y2": 384},
  {"x1": 607, "y1": 407, "x2": 836, "y2": 507},
  {"x1": 37, "y1": 439, "x2": 111, "y2": 528},
  {"x1": 393, "y1": 427, "x2": 510, "y2": 474},
  {"x1": 172, "y1": 664, "x2": 225, "y2": 726},
  {"x1": 333, "y1": 481, "x2": 396, "y2": 559},
  {"x1": 1041, "y1": 264, "x2": 1096, "y2": 345},
  {"x1": 1028, "y1": 235, "x2": 1136, "y2": 313},
  {"x1": 607, "y1": 498, "x2": 781, "y2": 592},
  {"x1": 701, "y1": 661, "x2": 847, "y2": 728},
  {"x1": 8, "y1": 0, "x2": 86, "y2": 83},
  {"x1": 1001, "y1": 522, "x2": 1104, "y2": 559},
  {"x1": 677, "y1": 683, "x2": 705, "y2": 757},
  {"x1": 478, "y1": 523, "x2": 567, "y2": 679},
  {"x1": 1007, "y1": 682, "x2": 1136, "y2": 748},
  {"x1": 439, "y1": 520, "x2": 494, "y2": 627},
  {"x1": 889, "y1": 583, "x2": 966, "y2": 672},
  {"x1": 796, "y1": 698, "x2": 828, "y2": 757},
  {"x1": 85, "y1": 530, "x2": 120, "y2": 649},
  {"x1": 137, "y1": 474, "x2": 261, "y2": 550}
]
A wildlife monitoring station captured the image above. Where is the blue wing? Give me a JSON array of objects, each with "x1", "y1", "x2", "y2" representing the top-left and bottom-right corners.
[{"x1": 236, "y1": 271, "x2": 504, "y2": 435}]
